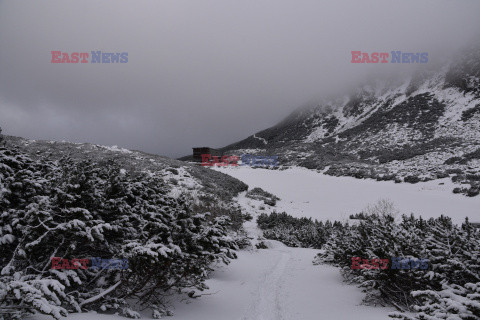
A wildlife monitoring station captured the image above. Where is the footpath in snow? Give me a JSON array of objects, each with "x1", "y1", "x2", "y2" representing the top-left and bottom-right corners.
[{"x1": 167, "y1": 223, "x2": 394, "y2": 320}]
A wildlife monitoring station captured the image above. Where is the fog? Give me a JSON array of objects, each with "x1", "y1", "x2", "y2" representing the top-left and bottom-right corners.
[{"x1": 1, "y1": 0, "x2": 479, "y2": 157}]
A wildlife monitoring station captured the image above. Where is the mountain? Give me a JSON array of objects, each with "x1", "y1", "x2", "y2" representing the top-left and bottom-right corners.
[{"x1": 219, "y1": 43, "x2": 480, "y2": 196}]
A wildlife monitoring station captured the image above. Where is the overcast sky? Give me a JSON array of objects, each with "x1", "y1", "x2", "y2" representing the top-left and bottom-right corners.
[{"x1": 1, "y1": 0, "x2": 479, "y2": 157}]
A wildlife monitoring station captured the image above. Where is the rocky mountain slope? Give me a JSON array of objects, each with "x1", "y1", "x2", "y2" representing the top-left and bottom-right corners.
[{"x1": 220, "y1": 43, "x2": 480, "y2": 196}]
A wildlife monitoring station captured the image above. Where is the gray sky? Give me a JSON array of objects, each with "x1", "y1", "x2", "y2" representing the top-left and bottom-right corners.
[{"x1": 1, "y1": 0, "x2": 479, "y2": 157}]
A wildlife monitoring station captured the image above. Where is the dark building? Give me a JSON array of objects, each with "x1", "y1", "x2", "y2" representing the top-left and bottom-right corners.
[{"x1": 192, "y1": 147, "x2": 223, "y2": 162}]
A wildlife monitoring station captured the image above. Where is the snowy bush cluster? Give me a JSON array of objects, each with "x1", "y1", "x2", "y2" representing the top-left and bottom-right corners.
[
  {"x1": 316, "y1": 212, "x2": 480, "y2": 319},
  {"x1": 0, "y1": 143, "x2": 239, "y2": 319},
  {"x1": 245, "y1": 187, "x2": 280, "y2": 206},
  {"x1": 258, "y1": 205, "x2": 480, "y2": 319},
  {"x1": 257, "y1": 212, "x2": 341, "y2": 248}
]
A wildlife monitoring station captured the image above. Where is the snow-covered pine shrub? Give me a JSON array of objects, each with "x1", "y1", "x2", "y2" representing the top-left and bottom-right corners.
[
  {"x1": 390, "y1": 282, "x2": 480, "y2": 319},
  {"x1": 190, "y1": 200, "x2": 250, "y2": 232},
  {"x1": 0, "y1": 146, "x2": 69, "y2": 319},
  {"x1": 316, "y1": 207, "x2": 480, "y2": 312},
  {"x1": 257, "y1": 212, "x2": 337, "y2": 248},
  {"x1": 0, "y1": 146, "x2": 239, "y2": 319},
  {"x1": 120, "y1": 209, "x2": 237, "y2": 310},
  {"x1": 423, "y1": 216, "x2": 480, "y2": 287},
  {"x1": 188, "y1": 167, "x2": 248, "y2": 202},
  {"x1": 245, "y1": 187, "x2": 280, "y2": 206},
  {"x1": 189, "y1": 197, "x2": 252, "y2": 249},
  {"x1": 318, "y1": 210, "x2": 412, "y2": 304}
]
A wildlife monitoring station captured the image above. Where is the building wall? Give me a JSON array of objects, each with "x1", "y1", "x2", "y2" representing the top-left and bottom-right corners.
[{"x1": 192, "y1": 147, "x2": 223, "y2": 161}]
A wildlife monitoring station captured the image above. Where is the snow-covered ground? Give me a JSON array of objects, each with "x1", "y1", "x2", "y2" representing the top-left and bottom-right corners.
[
  {"x1": 164, "y1": 181, "x2": 400, "y2": 320},
  {"x1": 214, "y1": 166, "x2": 480, "y2": 224},
  {"x1": 165, "y1": 166, "x2": 429, "y2": 320},
  {"x1": 166, "y1": 242, "x2": 394, "y2": 320},
  {"x1": 28, "y1": 166, "x2": 479, "y2": 320},
  {"x1": 32, "y1": 241, "x2": 394, "y2": 320}
]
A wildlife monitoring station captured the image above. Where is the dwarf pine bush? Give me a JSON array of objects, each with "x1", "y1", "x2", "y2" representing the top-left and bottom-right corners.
[
  {"x1": 0, "y1": 144, "x2": 239, "y2": 319},
  {"x1": 257, "y1": 201, "x2": 480, "y2": 317},
  {"x1": 314, "y1": 209, "x2": 480, "y2": 315}
]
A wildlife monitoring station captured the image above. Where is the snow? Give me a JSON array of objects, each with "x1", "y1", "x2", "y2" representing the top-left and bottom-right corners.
[
  {"x1": 164, "y1": 167, "x2": 202, "y2": 199},
  {"x1": 214, "y1": 166, "x2": 480, "y2": 224},
  {"x1": 166, "y1": 242, "x2": 394, "y2": 320},
  {"x1": 97, "y1": 145, "x2": 133, "y2": 154},
  {"x1": 27, "y1": 242, "x2": 394, "y2": 320},
  {"x1": 25, "y1": 166, "x2": 479, "y2": 320},
  {"x1": 253, "y1": 134, "x2": 268, "y2": 145},
  {"x1": 229, "y1": 148, "x2": 267, "y2": 155},
  {"x1": 164, "y1": 167, "x2": 415, "y2": 320},
  {"x1": 304, "y1": 125, "x2": 328, "y2": 142}
]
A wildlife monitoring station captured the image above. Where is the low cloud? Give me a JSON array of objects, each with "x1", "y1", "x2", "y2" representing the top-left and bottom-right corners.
[{"x1": 1, "y1": 0, "x2": 479, "y2": 157}]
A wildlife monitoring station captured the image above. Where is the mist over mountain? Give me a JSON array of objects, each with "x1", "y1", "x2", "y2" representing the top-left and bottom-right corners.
[
  {"x1": 2, "y1": 1, "x2": 480, "y2": 158},
  {"x1": 219, "y1": 41, "x2": 480, "y2": 196}
]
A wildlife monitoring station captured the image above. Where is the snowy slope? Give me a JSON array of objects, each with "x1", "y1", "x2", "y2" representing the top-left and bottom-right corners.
[
  {"x1": 219, "y1": 43, "x2": 480, "y2": 195},
  {"x1": 214, "y1": 166, "x2": 480, "y2": 225}
]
